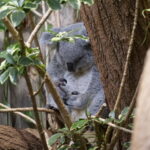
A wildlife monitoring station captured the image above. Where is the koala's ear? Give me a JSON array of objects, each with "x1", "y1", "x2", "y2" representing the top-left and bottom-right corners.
[{"x1": 39, "y1": 28, "x2": 60, "y2": 49}]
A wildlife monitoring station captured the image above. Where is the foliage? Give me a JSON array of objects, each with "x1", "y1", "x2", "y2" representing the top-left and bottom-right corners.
[
  {"x1": 49, "y1": 30, "x2": 88, "y2": 43},
  {"x1": 0, "y1": 44, "x2": 45, "y2": 85}
]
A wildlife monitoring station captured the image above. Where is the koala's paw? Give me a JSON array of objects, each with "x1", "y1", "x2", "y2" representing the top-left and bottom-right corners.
[
  {"x1": 55, "y1": 78, "x2": 67, "y2": 87},
  {"x1": 46, "y1": 104, "x2": 58, "y2": 111}
]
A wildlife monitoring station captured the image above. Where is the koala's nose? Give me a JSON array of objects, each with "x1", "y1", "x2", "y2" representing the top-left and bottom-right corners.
[{"x1": 66, "y1": 62, "x2": 74, "y2": 72}]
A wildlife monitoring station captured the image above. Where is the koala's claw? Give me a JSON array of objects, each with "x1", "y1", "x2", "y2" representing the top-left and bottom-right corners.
[
  {"x1": 46, "y1": 104, "x2": 58, "y2": 111},
  {"x1": 55, "y1": 78, "x2": 67, "y2": 87},
  {"x1": 59, "y1": 78, "x2": 67, "y2": 84}
]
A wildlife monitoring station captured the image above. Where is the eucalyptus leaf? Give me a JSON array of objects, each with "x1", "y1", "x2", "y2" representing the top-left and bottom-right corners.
[
  {"x1": 10, "y1": 10, "x2": 26, "y2": 27},
  {"x1": 108, "y1": 111, "x2": 115, "y2": 119},
  {"x1": 23, "y1": 2, "x2": 38, "y2": 9},
  {"x1": 9, "y1": 67, "x2": 18, "y2": 84},
  {"x1": 0, "y1": 51, "x2": 8, "y2": 58},
  {"x1": 71, "y1": 119, "x2": 88, "y2": 130},
  {"x1": 5, "y1": 53, "x2": 15, "y2": 64},
  {"x1": 0, "y1": 21, "x2": 6, "y2": 31},
  {"x1": 68, "y1": 0, "x2": 81, "y2": 9},
  {"x1": 47, "y1": 0, "x2": 61, "y2": 10},
  {"x1": 142, "y1": 9, "x2": 150, "y2": 18},
  {"x1": 0, "y1": 60, "x2": 7, "y2": 71},
  {"x1": 0, "y1": 69, "x2": 9, "y2": 84},
  {"x1": 0, "y1": 7, "x2": 13, "y2": 20},
  {"x1": 17, "y1": 0, "x2": 25, "y2": 6},
  {"x1": 48, "y1": 133, "x2": 63, "y2": 146},
  {"x1": 58, "y1": 145, "x2": 69, "y2": 150},
  {"x1": 19, "y1": 56, "x2": 33, "y2": 66}
]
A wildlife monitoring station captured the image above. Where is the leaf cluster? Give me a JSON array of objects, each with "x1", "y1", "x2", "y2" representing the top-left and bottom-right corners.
[{"x1": 0, "y1": 44, "x2": 45, "y2": 85}]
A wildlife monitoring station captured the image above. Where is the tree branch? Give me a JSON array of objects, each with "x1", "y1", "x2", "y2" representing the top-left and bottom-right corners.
[
  {"x1": 2, "y1": 18, "x2": 49, "y2": 150},
  {"x1": 0, "y1": 107, "x2": 55, "y2": 113},
  {"x1": 31, "y1": 9, "x2": 52, "y2": 24},
  {"x1": 26, "y1": 9, "x2": 53, "y2": 48},
  {"x1": 0, "y1": 102, "x2": 36, "y2": 125},
  {"x1": 2, "y1": 17, "x2": 19, "y2": 41}
]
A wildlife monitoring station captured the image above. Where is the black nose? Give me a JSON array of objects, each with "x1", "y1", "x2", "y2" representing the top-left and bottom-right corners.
[{"x1": 66, "y1": 62, "x2": 74, "y2": 72}]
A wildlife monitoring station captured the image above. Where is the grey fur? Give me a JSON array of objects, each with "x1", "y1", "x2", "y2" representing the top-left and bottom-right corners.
[{"x1": 39, "y1": 23, "x2": 105, "y2": 121}]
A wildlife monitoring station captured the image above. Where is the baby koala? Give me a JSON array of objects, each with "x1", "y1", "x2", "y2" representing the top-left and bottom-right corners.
[{"x1": 40, "y1": 23, "x2": 105, "y2": 121}]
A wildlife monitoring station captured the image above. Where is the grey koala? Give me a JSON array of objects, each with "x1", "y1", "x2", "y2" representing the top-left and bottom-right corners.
[{"x1": 40, "y1": 23, "x2": 105, "y2": 121}]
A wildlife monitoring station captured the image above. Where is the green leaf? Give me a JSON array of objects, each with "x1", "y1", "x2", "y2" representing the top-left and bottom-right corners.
[
  {"x1": 0, "y1": 20, "x2": 6, "y2": 31},
  {"x1": 88, "y1": 147, "x2": 98, "y2": 150},
  {"x1": 58, "y1": 145, "x2": 69, "y2": 150},
  {"x1": 74, "y1": 34, "x2": 88, "y2": 41},
  {"x1": 0, "y1": 6, "x2": 13, "y2": 20},
  {"x1": 10, "y1": 10, "x2": 26, "y2": 27},
  {"x1": 47, "y1": 0, "x2": 61, "y2": 10},
  {"x1": 108, "y1": 111, "x2": 115, "y2": 119},
  {"x1": 23, "y1": 1, "x2": 38, "y2": 9},
  {"x1": 68, "y1": 0, "x2": 81, "y2": 9},
  {"x1": 18, "y1": 56, "x2": 33, "y2": 66},
  {"x1": 142, "y1": 9, "x2": 150, "y2": 18},
  {"x1": 48, "y1": 133, "x2": 63, "y2": 146},
  {"x1": 9, "y1": 67, "x2": 18, "y2": 84},
  {"x1": 17, "y1": 0, "x2": 25, "y2": 6},
  {"x1": 0, "y1": 60, "x2": 7, "y2": 71},
  {"x1": 0, "y1": 51, "x2": 8, "y2": 58},
  {"x1": 0, "y1": 69, "x2": 9, "y2": 84},
  {"x1": 118, "y1": 107, "x2": 129, "y2": 120},
  {"x1": 71, "y1": 119, "x2": 88, "y2": 130},
  {"x1": 6, "y1": 54, "x2": 16, "y2": 64}
]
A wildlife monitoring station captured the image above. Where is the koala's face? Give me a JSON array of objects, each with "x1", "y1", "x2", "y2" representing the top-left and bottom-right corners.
[{"x1": 56, "y1": 39, "x2": 94, "y2": 74}]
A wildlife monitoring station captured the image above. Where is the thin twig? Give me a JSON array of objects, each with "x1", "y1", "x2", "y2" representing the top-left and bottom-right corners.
[
  {"x1": 28, "y1": 13, "x2": 44, "y2": 63},
  {"x1": 92, "y1": 116, "x2": 132, "y2": 134},
  {"x1": 26, "y1": 9, "x2": 53, "y2": 47},
  {"x1": 33, "y1": 79, "x2": 45, "y2": 96},
  {"x1": 0, "y1": 107, "x2": 55, "y2": 113},
  {"x1": 31, "y1": 9, "x2": 52, "y2": 24},
  {"x1": 0, "y1": 103, "x2": 36, "y2": 125},
  {"x1": 42, "y1": 0, "x2": 48, "y2": 30}
]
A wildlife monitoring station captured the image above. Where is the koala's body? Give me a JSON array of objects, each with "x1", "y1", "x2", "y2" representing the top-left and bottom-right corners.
[{"x1": 40, "y1": 23, "x2": 105, "y2": 121}]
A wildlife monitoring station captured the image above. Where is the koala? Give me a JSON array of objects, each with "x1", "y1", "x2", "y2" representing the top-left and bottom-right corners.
[{"x1": 40, "y1": 23, "x2": 105, "y2": 121}]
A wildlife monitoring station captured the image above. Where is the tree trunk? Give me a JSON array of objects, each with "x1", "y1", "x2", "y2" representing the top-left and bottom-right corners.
[
  {"x1": 0, "y1": 125, "x2": 43, "y2": 150},
  {"x1": 81, "y1": 0, "x2": 150, "y2": 110}
]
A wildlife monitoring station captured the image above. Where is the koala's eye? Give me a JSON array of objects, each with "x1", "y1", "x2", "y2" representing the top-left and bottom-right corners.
[{"x1": 84, "y1": 43, "x2": 91, "y2": 50}]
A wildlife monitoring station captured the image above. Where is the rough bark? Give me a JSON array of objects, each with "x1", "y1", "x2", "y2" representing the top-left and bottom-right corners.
[
  {"x1": 0, "y1": 125, "x2": 43, "y2": 150},
  {"x1": 81, "y1": 0, "x2": 150, "y2": 110}
]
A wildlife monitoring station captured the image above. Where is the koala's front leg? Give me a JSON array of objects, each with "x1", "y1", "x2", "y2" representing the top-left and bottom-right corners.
[{"x1": 66, "y1": 93, "x2": 90, "y2": 110}]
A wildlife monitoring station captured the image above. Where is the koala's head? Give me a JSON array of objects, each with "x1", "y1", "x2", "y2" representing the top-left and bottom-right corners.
[{"x1": 40, "y1": 23, "x2": 94, "y2": 74}]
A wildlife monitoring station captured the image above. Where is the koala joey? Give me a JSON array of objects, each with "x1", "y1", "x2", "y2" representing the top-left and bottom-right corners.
[{"x1": 40, "y1": 23, "x2": 105, "y2": 121}]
